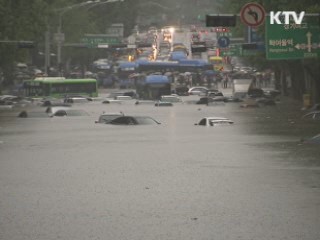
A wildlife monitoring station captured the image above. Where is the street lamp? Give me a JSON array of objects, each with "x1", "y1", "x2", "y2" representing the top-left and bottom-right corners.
[{"x1": 55, "y1": 0, "x2": 124, "y2": 75}]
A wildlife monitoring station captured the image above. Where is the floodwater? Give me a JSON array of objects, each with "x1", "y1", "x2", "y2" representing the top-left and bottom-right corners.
[{"x1": 1, "y1": 90, "x2": 320, "y2": 240}]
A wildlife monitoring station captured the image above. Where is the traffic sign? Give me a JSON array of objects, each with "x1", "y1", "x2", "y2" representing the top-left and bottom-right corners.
[
  {"x1": 218, "y1": 36, "x2": 230, "y2": 48},
  {"x1": 54, "y1": 33, "x2": 65, "y2": 43},
  {"x1": 98, "y1": 44, "x2": 109, "y2": 48},
  {"x1": 80, "y1": 35, "x2": 121, "y2": 48},
  {"x1": 219, "y1": 43, "x2": 264, "y2": 57},
  {"x1": 240, "y1": 2, "x2": 265, "y2": 27},
  {"x1": 220, "y1": 45, "x2": 242, "y2": 57},
  {"x1": 217, "y1": 31, "x2": 233, "y2": 38},
  {"x1": 266, "y1": 16, "x2": 320, "y2": 60}
]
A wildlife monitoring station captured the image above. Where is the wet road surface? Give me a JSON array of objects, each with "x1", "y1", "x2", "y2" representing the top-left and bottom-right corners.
[{"x1": 1, "y1": 89, "x2": 320, "y2": 240}]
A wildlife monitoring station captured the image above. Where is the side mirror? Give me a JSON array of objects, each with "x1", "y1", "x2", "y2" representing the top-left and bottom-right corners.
[{"x1": 95, "y1": 120, "x2": 98, "y2": 124}]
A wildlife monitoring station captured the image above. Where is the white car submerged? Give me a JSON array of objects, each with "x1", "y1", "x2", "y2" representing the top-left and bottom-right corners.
[{"x1": 195, "y1": 117, "x2": 234, "y2": 126}]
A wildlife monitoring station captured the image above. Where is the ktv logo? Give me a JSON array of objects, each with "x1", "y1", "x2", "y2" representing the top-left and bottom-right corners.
[{"x1": 270, "y1": 11, "x2": 305, "y2": 24}]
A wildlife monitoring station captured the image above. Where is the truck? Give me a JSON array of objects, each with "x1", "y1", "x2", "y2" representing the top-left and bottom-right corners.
[{"x1": 232, "y1": 79, "x2": 253, "y2": 99}]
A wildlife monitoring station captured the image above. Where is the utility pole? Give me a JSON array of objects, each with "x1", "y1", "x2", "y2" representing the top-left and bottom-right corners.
[{"x1": 44, "y1": 27, "x2": 50, "y2": 75}]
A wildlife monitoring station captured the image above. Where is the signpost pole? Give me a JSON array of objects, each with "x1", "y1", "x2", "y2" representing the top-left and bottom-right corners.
[{"x1": 247, "y1": 26, "x2": 252, "y2": 43}]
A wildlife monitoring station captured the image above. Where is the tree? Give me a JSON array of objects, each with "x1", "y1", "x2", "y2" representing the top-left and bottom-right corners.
[{"x1": 0, "y1": 0, "x2": 49, "y2": 86}]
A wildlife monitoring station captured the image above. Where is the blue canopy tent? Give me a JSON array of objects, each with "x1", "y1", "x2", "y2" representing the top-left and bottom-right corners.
[
  {"x1": 117, "y1": 61, "x2": 137, "y2": 88},
  {"x1": 137, "y1": 75, "x2": 171, "y2": 100},
  {"x1": 145, "y1": 75, "x2": 170, "y2": 84}
]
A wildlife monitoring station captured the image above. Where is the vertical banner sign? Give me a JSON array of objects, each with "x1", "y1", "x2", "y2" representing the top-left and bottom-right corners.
[{"x1": 266, "y1": 16, "x2": 320, "y2": 60}]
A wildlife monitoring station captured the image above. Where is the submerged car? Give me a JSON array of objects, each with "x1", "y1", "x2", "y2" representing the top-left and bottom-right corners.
[
  {"x1": 175, "y1": 86, "x2": 189, "y2": 96},
  {"x1": 302, "y1": 111, "x2": 320, "y2": 120},
  {"x1": 303, "y1": 133, "x2": 320, "y2": 144},
  {"x1": 196, "y1": 96, "x2": 225, "y2": 105},
  {"x1": 41, "y1": 98, "x2": 65, "y2": 106},
  {"x1": 46, "y1": 106, "x2": 71, "y2": 114},
  {"x1": 17, "y1": 108, "x2": 89, "y2": 118},
  {"x1": 49, "y1": 109, "x2": 89, "y2": 117},
  {"x1": 64, "y1": 97, "x2": 91, "y2": 104},
  {"x1": 207, "y1": 90, "x2": 223, "y2": 98},
  {"x1": 240, "y1": 98, "x2": 259, "y2": 108},
  {"x1": 108, "y1": 91, "x2": 137, "y2": 99},
  {"x1": 46, "y1": 106, "x2": 88, "y2": 117},
  {"x1": 95, "y1": 112, "x2": 124, "y2": 123},
  {"x1": 135, "y1": 100, "x2": 155, "y2": 105},
  {"x1": 108, "y1": 116, "x2": 161, "y2": 125},
  {"x1": 160, "y1": 95, "x2": 182, "y2": 103},
  {"x1": 188, "y1": 86, "x2": 208, "y2": 95},
  {"x1": 195, "y1": 117, "x2": 234, "y2": 126},
  {"x1": 115, "y1": 95, "x2": 132, "y2": 100},
  {"x1": 155, "y1": 101, "x2": 173, "y2": 107}
]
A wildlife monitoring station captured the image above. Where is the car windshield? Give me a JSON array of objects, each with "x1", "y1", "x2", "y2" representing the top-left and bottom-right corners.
[
  {"x1": 99, "y1": 114, "x2": 122, "y2": 123},
  {"x1": 134, "y1": 116, "x2": 159, "y2": 125},
  {"x1": 198, "y1": 118, "x2": 206, "y2": 125}
]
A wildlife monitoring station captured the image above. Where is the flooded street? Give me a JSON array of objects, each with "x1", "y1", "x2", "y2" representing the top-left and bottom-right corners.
[{"x1": 1, "y1": 91, "x2": 320, "y2": 240}]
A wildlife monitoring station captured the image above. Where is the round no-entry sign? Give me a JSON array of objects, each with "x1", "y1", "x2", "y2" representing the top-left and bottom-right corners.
[{"x1": 240, "y1": 2, "x2": 265, "y2": 27}]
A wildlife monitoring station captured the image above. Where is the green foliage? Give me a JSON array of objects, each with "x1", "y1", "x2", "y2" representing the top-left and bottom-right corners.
[{"x1": 0, "y1": 0, "x2": 49, "y2": 85}]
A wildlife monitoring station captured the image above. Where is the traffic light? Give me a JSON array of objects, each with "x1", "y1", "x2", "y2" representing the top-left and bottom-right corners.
[
  {"x1": 206, "y1": 15, "x2": 236, "y2": 27},
  {"x1": 191, "y1": 42, "x2": 207, "y2": 53},
  {"x1": 191, "y1": 45, "x2": 207, "y2": 53},
  {"x1": 242, "y1": 43, "x2": 257, "y2": 50}
]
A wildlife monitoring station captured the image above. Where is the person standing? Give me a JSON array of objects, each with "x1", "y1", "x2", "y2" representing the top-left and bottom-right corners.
[{"x1": 223, "y1": 74, "x2": 229, "y2": 88}]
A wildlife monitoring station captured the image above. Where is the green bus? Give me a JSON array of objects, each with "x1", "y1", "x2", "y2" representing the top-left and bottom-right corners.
[{"x1": 23, "y1": 77, "x2": 98, "y2": 98}]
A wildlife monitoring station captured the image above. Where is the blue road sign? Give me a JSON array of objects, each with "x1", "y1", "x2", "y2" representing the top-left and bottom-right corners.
[{"x1": 218, "y1": 36, "x2": 230, "y2": 48}]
